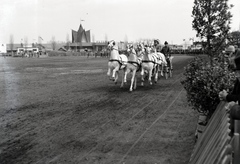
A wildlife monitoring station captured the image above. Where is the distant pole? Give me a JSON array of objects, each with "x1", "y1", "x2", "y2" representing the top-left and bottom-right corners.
[
  {"x1": 80, "y1": 19, "x2": 85, "y2": 52},
  {"x1": 21, "y1": 39, "x2": 23, "y2": 47}
]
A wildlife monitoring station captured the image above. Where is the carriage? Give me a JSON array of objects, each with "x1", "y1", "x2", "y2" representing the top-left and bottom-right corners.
[
  {"x1": 164, "y1": 54, "x2": 173, "y2": 79},
  {"x1": 107, "y1": 40, "x2": 173, "y2": 91}
]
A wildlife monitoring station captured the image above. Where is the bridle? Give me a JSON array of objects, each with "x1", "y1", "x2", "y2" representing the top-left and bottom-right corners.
[{"x1": 107, "y1": 40, "x2": 118, "y2": 51}]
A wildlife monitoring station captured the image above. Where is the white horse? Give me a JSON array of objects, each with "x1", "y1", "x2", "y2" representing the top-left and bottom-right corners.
[
  {"x1": 107, "y1": 40, "x2": 128, "y2": 84},
  {"x1": 121, "y1": 44, "x2": 142, "y2": 92},
  {"x1": 137, "y1": 44, "x2": 162, "y2": 86},
  {"x1": 151, "y1": 45, "x2": 167, "y2": 77}
]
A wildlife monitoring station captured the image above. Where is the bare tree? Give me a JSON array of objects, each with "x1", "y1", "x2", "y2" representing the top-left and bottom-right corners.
[
  {"x1": 92, "y1": 34, "x2": 95, "y2": 43},
  {"x1": 105, "y1": 34, "x2": 108, "y2": 42},
  {"x1": 66, "y1": 34, "x2": 70, "y2": 50},
  {"x1": 124, "y1": 34, "x2": 128, "y2": 49},
  {"x1": 24, "y1": 36, "x2": 28, "y2": 50},
  {"x1": 51, "y1": 36, "x2": 57, "y2": 50},
  {"x1": 9, "y1": 34, "x2": 14, "y2": 55}
]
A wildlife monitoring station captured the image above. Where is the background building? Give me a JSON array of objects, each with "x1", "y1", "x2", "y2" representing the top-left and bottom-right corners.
[
  {"x1": 68, "y1": 23, "x2": 107, "y2": 52},
  {"x1": 72, "y1": 24, "x2": 91, "y2": 43}
]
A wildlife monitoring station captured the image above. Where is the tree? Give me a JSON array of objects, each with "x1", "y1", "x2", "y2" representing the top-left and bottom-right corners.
[
  {"x1": 51, "y1": 36, "x2": 57, "y2": 50},
  {"x1": 9, "y1": 34, "x2": 14, "y2": 55},
  {"x1": 192, "y1": 0, "x2": 233, "y2": 57}
]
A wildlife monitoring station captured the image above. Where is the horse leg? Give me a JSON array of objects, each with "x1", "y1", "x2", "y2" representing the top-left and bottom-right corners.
[
  {"x1": 114, "y1": 71, "x2": 119, "y2": 84},
  {"x1": 129, "y1": 70, "x2": 136, "y2": 92},
  {"x1": 154, "y1": 65, "x2": 159, "y2": 83},
  {"x1": 170, "y1": 60, "x2": 173, "y2": 77},
  {"x1": 112, "y1": 67, "x2": 118, "y2": 81},
  {"x1": 133, "y1": 69, "x2": 138, "y2": 90},
  {"x1": 161, "y1": 64, "x2": 164, "y2": 76},
  {"x1": 165, "y1": 66, "x2": 169, "y2": 79},
  {"x1": 121, "y1": 68, "x2": 127, "y2": 88},
  {"x1": 124, "y1": 68, "x2": 129, "y2": 83},
  {"x1": 107, "y1": 67, "x2": 111, "y2": 78},
  {"x1": 134, "y1": 74, "x2": 137, "y2": 90},
  {"x1": 149, "y1": 68, "x2": 153, "y2": 85},
  {"x1": 140, "y1": 68, "x2": 145, "y2": 86}
]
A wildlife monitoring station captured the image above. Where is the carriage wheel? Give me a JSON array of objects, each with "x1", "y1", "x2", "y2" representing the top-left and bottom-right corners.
[
  {"x1": 169, "y1": 69, "x2": 172, "y2": 78},
  {"x1": 165, "y1": 71, "x2": 168, "y2": 79}
]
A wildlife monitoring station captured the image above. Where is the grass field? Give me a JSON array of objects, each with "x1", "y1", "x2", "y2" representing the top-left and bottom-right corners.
[{"x1": 0, "y1": 55, "x2": 198, "y2": 164}]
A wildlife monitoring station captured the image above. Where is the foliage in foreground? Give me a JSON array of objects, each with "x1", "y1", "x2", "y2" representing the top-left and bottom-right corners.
[{"x1": 181, "y1": 56, "x2": 235, "y2": 117}]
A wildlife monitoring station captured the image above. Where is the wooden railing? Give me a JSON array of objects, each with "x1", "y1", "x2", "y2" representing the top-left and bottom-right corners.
[{"x1": 189, "y1": 101, "x2": 240, "y2": 164}]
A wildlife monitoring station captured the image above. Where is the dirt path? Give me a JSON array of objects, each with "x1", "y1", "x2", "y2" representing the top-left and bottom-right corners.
[{"x1": 0, "y1": 55, "x2": 198, "y2": 164}]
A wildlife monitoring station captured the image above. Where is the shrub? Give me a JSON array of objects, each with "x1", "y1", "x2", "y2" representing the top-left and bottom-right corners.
[{"x1": 181, "y1": 55, "x2": 235, "y2": 117}]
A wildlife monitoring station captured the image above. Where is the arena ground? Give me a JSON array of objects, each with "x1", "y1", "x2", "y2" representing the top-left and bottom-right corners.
[{"x1": 0, "y1": 55, "x2": 198, "y2": 164}]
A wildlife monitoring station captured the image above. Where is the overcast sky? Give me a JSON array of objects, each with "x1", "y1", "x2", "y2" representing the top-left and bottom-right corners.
[{"x1": 0, "y1": 0, "x2": 240, "y2": 45}]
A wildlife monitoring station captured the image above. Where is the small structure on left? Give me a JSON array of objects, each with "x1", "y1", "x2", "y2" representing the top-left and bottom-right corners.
[
  {"x1": 5, "y1": 43, "x2": 41, "y2": 57},
  {"x1": 0, "y1": 44, "x2": 7, "y2": 57}
]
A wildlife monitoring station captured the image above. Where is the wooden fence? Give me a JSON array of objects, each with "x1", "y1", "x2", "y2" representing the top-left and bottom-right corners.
[{"x1": 189, "y1": 101, "x2": 240, "y2": 164}]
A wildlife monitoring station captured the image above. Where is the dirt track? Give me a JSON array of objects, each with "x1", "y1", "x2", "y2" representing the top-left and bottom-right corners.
[{"x1": 0, "y1": 55, "x2": 198, "y2": 164}]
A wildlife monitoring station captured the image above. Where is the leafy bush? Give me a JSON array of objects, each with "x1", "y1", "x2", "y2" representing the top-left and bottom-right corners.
[{"x1": 181, "y1": 56, "x2": 235, "y2": 117}]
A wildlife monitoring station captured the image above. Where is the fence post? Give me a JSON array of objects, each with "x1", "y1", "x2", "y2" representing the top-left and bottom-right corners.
[
  {"x1": 195, "y1": 112, "x2": 208, "y2": 139},
  {"x1": 233, "y1": 120, "x2": 240, "y2": 164}
]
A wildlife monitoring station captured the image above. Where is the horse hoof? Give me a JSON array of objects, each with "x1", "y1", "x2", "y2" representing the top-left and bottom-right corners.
[{"x1": 115, "y1": 82, "x2": 117, "y2": 85}]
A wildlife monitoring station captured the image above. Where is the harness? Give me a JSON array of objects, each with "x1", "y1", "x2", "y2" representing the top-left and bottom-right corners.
[
  {"x1": 109, "y1": 59, "x2": 122, "y2": 66},
  {"x1": 127, "y1": 47, "x2": 141, "y2": 71},
  {"x1": 142, "y1": 60, "x2": 158, "y2": 65},
  {"x1": 128, "y1": 60, "x2": 141, "y2": 67},
  {"x1": 108, "y1": 46, "x2": 123, "y2": 66},
  {"x1": 142, "y1": 53, "x2": 160, "y2": 65}
]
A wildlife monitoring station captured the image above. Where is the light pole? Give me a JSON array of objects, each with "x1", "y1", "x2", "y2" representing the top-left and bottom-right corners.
[{"x1": 183, "y1": 39, "x2": 187, "y2": 53}]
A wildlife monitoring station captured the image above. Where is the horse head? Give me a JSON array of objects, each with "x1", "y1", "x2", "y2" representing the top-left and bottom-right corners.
[
  {"x1": 126, "y1": 44, "x2": 136, "y2": 54},
  {"x1": 144, "y1": 45, "x2": 152, "y2": 54},
  {"x1": 135, "y1": 43, "x2": 145, "y2": 57},
  {"x1": 107, "y1": 40, "x2": 117, "y2": 50}
]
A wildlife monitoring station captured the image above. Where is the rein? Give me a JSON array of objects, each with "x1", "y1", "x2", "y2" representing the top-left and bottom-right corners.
[
  {"x1": 110, "y1": 47, "x2": 119, "y2": 51},
  {"x1": 128, "y1": 61, "x2": 141, "y2": 72},
  {"x1": 142, "y1": 60, "x2": 158, "y2": 65}
]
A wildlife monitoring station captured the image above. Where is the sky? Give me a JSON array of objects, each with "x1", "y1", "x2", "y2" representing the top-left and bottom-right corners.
[{"x1": 0, "y1": 0, "x2": 240, "y2": 45}]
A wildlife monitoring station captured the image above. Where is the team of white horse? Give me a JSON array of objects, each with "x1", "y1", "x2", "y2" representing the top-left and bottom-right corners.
[{"x1": 107, "y1": 40, "x2": 172, "y2": 92}]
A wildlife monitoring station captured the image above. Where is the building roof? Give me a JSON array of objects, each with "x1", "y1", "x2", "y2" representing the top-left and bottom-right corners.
[
  {"x1": 72, "y1": 24, "x2": 91, "y2": 43},
  {"x1": 86, "y1": 30, "x2": 91, "y2": 43},
  {"x1": 72, "y1": 30, "x2": 78, "y2": 43},
  {"x1": 7, "y1": 44, "x2": 23, "y2": 50}
]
